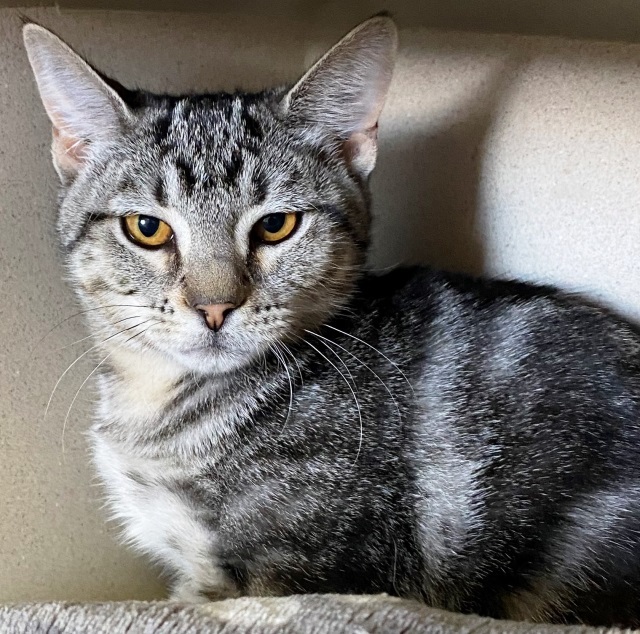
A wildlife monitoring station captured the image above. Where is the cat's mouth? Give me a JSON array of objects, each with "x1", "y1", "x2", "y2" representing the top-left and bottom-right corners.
[
  {"x1": 180, "y1": 332, "x2": 233, "y2": 353},
  {"x1": 174, "y1": 328, "x2": 252, "y2": 360},
  {"x1": 171, "y1": 337, "x2": 255, "y2": 374}
]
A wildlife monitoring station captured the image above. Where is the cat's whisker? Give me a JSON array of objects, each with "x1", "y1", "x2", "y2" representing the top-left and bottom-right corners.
[
  {"x1": 366, "y1": 262, "x2": 403, "y2": 274},
  {"x1": 307, "y1": 329, "x2": 402, "y2": 425},
  {"x1": 324, "y1": 324, "x2": 415, "y2": 396},
  {"x1": 295, "y1": 286, "x2": 357, "y2": 323},
  {"x1": 322, "y1": 263, "x2": 361, "y2": 273},
  {"x1": 192, "y1": 371, "x2": 203, "y2": 391},
  {"x1": 60, "y1": 320, "x2": 160, "y2": 457},
  {"x1": 258, "y1": 349, "x2": 268, "y2": 372},
  {"x1": 313, "y1": 281, "x2": 346, "y2": 296},
  {"x1": 271, "y1": 342, "x2": 294, "y2": 436},
  {"x1": 325, "y1": 257, "x2": 362, "y2": 269},
  {"x1": 279, "y1": 342, "x2": 304, "y2": 386},
  {"x1": 58, "y1": 315, "x2": 143, "y2": 350},
  {"x1": 303, "y1": 339, "x2": 363, "y2": 464},
  {"x1": 44, "y1": 318, "x2": 158, "y2": 421},
  {"x1": 335, "y1": 307, "x2": 360, "y2": 320},
  {"x1": 309, "y1": 334, "x2": 356, "y2": 387},
  {"x1": 34, "y1": 303, "x2": 154, "y2": 346},
  {"x1": 24, "y1": 303, "x2": 156, "y2": 373}
]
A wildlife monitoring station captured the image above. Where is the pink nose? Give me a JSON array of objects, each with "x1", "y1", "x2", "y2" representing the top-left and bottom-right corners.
[{"x1": 195, "y1": 303, "x2": 236, "y2": 332}]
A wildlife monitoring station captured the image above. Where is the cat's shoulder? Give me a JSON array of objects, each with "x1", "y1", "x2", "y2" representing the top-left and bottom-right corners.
[
  {"x1": 358, "y1": 265, "x2": 560, "y2": 305},
  {"x1": 358, "y1": 266, "x2": 639, "y2": 333}
]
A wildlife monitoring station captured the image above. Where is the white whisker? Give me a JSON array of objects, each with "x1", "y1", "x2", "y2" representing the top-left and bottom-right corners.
[
  {"x1": 279, "y1": 342, "x2": 304, "y2": 386},
  {"x1": 306, "y1": 329, "x2": 402, "y2": 424},
  {"x1": 272, "y1": 343, "x2": 294, "y2": 436},
  {"x1": 31, "y1": 303, "x2": 155, "y2": 351},
  {"x1": 58, "y1": 315, "x2": 143, "y2": 350},
  {"x1": 303, "y1": 339, "x2": 363, "y2": 464},
  {"x1": 324, "y1": 324, "x2": 415, "y2": 395},
  {"x1": 60, "y1": 321, "x2": 160, "y2": 456},
  {"x1": 44, "y1": 317, "x2": 157, "y2": 421},
  {"x1": 308, "y1": 333, "x2": 355, "y2": 387}
]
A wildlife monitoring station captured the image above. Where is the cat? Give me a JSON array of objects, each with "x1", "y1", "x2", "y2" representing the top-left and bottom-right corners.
[{"x1": 23, "y1": 15, "x2": 640, "y2": 627}]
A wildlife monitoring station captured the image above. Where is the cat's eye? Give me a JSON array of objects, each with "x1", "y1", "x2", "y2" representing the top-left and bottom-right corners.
[
  {"x1": 123, "y1": 215, "x2": 174, "y2": 248},
  {"x1": 252, "y1": 213, "x2": 299, "y2": 244}
]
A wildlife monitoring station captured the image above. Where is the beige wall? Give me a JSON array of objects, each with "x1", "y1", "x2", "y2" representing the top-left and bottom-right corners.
[
  {"x1": 0, "y1": 4, "x2": 639, "y2": 601},
  {"x1": 6, "y1": 0, "x2": 640, "y2": 44}
]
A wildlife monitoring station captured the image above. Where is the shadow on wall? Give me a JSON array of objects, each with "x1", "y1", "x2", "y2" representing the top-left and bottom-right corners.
[{"x1": 368, "y1": 59, "x2": 520, "y2": 276}]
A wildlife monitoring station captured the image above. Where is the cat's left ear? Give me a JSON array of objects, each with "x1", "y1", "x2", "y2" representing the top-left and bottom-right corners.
[
  {"x1": 283, "y1": 15, "x2": 398, "y2": 178},
  {"x1": 23, "y1": 24, "x2": 132, "y2": 183}
]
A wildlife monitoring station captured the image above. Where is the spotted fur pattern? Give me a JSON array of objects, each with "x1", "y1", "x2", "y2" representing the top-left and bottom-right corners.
[{"x1": 24, "y1": 16, "x2": 640, "y2": 627}]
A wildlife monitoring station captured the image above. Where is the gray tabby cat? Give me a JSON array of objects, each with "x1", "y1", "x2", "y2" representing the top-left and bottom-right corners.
[{"x1": 23, "y1": 16, "x2": 640, "y2": 627}]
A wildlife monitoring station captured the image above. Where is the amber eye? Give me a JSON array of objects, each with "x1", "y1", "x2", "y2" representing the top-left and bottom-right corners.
[
  {"x1": 252, "y1": 213, "x2": 299, "y2": 244},
  {"x1": 123, "y1": 215, "x2": 174, "y2": 248}
]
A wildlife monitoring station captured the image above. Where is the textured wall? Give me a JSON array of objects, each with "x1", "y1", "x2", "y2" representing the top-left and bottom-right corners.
[
  {"x1": 5, "y1": 0, "x2": 640, "y2": 43},
  {"x1": 0, "y1": 5, "x2": 639, "y2": 601}
]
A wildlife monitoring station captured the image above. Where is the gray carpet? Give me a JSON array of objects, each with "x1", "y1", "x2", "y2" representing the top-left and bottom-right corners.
[{"x1": 0, "y1": 594, "x2": 626, "y2": 633}]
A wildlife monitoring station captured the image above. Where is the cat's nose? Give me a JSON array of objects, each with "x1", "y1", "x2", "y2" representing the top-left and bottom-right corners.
[{"x1": 195, "y1": 303, "x2": 236, "y2": 332}]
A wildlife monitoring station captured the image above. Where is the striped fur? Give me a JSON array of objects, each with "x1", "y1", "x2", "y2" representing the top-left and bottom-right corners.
[{"x1": 24, "y1": 16, "x2": 640, "y2": 627}]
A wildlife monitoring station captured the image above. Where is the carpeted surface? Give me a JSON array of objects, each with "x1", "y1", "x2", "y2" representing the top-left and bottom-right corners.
[{"x1": 0, "y1": 594, "x2": 627, "y2": 633}]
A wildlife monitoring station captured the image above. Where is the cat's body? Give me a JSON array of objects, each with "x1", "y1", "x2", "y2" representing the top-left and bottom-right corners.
[
  {"x1": 23, "y1": 16, "x2": 640, "y2": 627},
  {"x1": 93, "y1": 268, "x2": 640, "y2": 624}
]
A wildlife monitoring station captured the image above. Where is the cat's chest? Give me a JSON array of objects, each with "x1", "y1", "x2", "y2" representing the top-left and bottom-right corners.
[
  {"x1": 92, "y1": 435, "x2": 197, "y2": 557},
  {"x1": 90, "y1": 353, "x2": 245, "y2": 594},
  {"x1": 91, "y1": 432, "x2": 233, "y2": 597}
]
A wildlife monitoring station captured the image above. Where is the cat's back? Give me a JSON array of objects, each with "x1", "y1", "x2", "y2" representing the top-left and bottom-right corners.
[
  {"x1": 354, "y1": 266, "x2": 637, "y2": 458},
  {"x1": 357, "y1": 266, "x2": 640, "y2": 395},
  {"x1": 358, "y1": 266, "x2": 640, "y2": 455},
  {"x1": 356, "y1": 267, "x2": 640, "y2": 620}
]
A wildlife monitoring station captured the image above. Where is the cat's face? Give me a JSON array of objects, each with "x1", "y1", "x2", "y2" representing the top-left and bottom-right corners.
[
  {"x1": 24, "y1": 17, "x2": 397, "y2": 374},
  {"x1": 60, "y1": 94, "x2": 369, "y2": 374}
]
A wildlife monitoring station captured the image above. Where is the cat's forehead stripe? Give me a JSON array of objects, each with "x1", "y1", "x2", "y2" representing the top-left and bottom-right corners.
[
  {"x1": 136, "y1": 95, "x2": 273, "y2": 199},
  {"x1": 154, "y1": 176, "x2": 168, "y2": 207},
  {"x1": 253, "y1": 168, "x2": 268, "y2": 205},
  {"x1": 174, "y1": 157, "x2": 197, "y2": 195}
]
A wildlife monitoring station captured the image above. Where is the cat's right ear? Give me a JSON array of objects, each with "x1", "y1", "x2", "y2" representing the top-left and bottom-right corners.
[
  {"x1": 23, "y1": 24, "x2": 132, "y2": 183},
  {"x1": 282, "y1": 15, "x2": 397, "y2": 179}
]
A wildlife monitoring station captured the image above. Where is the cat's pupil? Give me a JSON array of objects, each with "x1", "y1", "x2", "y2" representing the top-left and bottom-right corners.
[
  {"x1": 262, "y1": 214, "x2": 286, "y2": 234},
  {"x1": 138, "y1": 215, "x2": 160, "y2": 237}
]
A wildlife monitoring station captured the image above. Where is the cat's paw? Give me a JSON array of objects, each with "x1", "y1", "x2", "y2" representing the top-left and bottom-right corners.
[
  {"x1": 170, "y1": 579, "x2": 239, "y2": 603},
  {"x1": 170, "y1": 584, "x2": 210, "y2": 604}
]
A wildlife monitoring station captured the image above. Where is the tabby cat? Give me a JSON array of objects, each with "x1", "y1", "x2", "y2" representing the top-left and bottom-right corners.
[{"x1": 23, "y1": 15, "x2": 640, "y2": 627}]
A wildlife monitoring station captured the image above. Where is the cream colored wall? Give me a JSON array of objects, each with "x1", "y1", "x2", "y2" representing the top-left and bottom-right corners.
[
  {"x1": 0, "y1": 5, "x2": 639, "y2": 601},
  {"x1": 6, "y1": 0, "x2": 640, "y2": 44}
]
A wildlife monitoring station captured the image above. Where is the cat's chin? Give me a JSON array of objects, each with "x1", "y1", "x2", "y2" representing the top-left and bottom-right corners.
[{"x1": 167, "y1": 344, "x2": 255, "y2": 376}]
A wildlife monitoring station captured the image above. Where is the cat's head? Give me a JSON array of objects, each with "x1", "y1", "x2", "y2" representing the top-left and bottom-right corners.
[{"x1": 23, "y1": 17, "x2": 397, "y2": 374}]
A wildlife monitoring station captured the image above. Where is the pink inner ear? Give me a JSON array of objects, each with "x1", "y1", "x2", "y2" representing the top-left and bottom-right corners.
[
  {"x1": 343, "y1": 125, "x2": 379, "y2": 178},
  {"x1": 52, "y1": 126, "x2": 88, "y2": 175}
]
